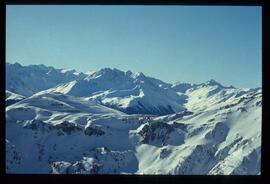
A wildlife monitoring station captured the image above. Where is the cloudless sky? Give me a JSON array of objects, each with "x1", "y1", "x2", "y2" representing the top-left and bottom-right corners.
[{"x1": 6, "y1": 5, "x2": 262, "y2": 88}]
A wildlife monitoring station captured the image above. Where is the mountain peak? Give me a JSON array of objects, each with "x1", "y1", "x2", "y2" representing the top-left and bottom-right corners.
[
  {"x1": 7, "y1": 62, "x2": 22, "y2": 68},
  {"x1": 171, "y1": 82, "x2": 196, "y2": 93},
  {"x1": 85, "y1": 70, "x2": 96, "y2": 76},
  {"x1": 88, "y1": 67, "x2": 126, "y2": 81},
  {"x1": 134, "y1": 72, "x2": 146, "y2": 79},
  {"x1": 14, "y1": 62, "x2": 22, "y2": 67},
  {"x1": 205, "y1": 79, "x2": 222, "y2": 87},
  {"x1": 97, "y1": 67, "x2": 124, "y2": 75},
  {"x1": 125, "y1": 70, "x2": 133, "y2": 76}
]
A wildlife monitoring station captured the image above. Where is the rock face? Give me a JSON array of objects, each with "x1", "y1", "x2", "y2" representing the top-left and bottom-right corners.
[
  {"x1": 54, "y1": 121, "x2": 82, "y2": 135},
  {"x1": 84, "y1": 125, "x2": 105, "y2": 137},
  {"x1": 6, "y1": 140, "x2": 22, "y2": 173},
  {"x1": 204, "y1": 122, "x2": 229, "y2": 143},
  {"x1": 23, "y1": 119, "x2": 54, "y2": 134},
  {"x1": 174, "y1": 144, "x2": 218, "y2": 174},
  {"x1": 51, "y1": 147, "x2": 138, "y2": 174},
  {"x1": 137, "y1": 122, "x2": 185, "y2": 146},
  {"x1": 5, "y1": 63, "x2": 261, "y2": 175}
]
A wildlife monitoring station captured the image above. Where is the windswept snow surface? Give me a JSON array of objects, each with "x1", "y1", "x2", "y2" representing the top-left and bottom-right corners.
[{"x1": 6, "y1": 63, "x2": 261, "y2": 175}]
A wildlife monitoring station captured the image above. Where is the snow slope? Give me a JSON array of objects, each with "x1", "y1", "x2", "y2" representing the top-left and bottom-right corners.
[
  {"x1": 183, "y1": 80, "x2": 261, "y2": 112},
  {"x1": 6, "y1": 92, "x2": 141, "y2": 173},
  {"x1": 6, "y1": 90, "x2": 26, "y2": 106},
  {"x1": 6, "y1": 90, "x2": 261, "y2": 174},
  {"x1": 135, "y1": 89, "x2": 261, "y2": 175}
]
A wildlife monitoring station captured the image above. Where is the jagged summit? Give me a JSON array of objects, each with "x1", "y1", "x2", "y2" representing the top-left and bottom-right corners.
[
  {"x1": 172, "y1": 79, "x2": 225, "y2": 94},
  {"x1": 205, "y1": 79, "x2": 221, "y2": 86},
  {"x1": 8, "y1": 62, "x2": 22, "y2": 67},
  {"x1": 6, "y1": 62, "x2": 87, "y2": 96},
  {"x1": 94, "y1": 67, "x2": 124, "y2": 76},
  {"x1": 89, "y1": 67, "x2": 147, "y2": 80}
]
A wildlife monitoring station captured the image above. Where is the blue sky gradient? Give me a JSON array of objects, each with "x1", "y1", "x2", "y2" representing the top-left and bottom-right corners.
[{"x1": 6, "y1": 5, "x2": 262, "y2": 88}]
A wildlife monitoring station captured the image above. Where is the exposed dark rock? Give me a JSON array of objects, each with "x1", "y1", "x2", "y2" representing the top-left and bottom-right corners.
[
  {"x1": 171, "y1": 122, "x2": 188, "y2": 132},
  {"x1": 55, "y1": 121, "x2": 82, "y2": 135},
  {"x1": 84, "y1": 125, "x2": 105, "y2": 137},
  {"x1": 175, "y1": 144, "x2": 217, "y2": 174},
  {"x1": 219, "y1": 103, "x2": 237, "y2": 110},
  {"x1": 67, "y1": 159, "x2": 102, "y2": 174},
  {"x1": 256, "y1": 100, "x2": 262, "y2": 107},
  {"x1": 6, "y1": 99, "x2": 23, "y2": 106},
  {"x1": 23, "y1": 119, "x2": 53, "y2": 133},
  {"x1": 231, "y1": 148, "x2": 261, "y2": 175},
  {"x1": 159, "y1": 148, "x2": 172, "y2": 159},
  {"x1": 237, "y1": 107, "x2": 247, "y2": 112},
  {"x1": 138, "y1": 122, "x2": 174, "y2": 146},
  {"x1": 205, "y1": 122, "x2": 229, "y2": 143},
  {"x1": 208, "y1": 118, "x2": 215, "y2": 122}
]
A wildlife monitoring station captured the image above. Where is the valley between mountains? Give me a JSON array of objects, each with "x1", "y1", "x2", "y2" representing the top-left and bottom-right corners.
[{"x1": 5, "y1": 62, "x2": 261, "y2": 174}]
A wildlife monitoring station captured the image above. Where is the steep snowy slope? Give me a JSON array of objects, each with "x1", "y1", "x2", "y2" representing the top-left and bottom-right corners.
[
  {"x1": 182, "y1": 79, "x2": 261, "y2": 112},
  {"x1": 6, "y1": 62, "x2": 86, "y2": 96},
  {"x1": 171, "y1": 82, "x2": 198, "y2": 93},
  {"x1": 37, "y1": 68, "x2": 186, "y2": 115},
  {"x1": 132, "y1": 89, "x2": 261, "y2": 175}
]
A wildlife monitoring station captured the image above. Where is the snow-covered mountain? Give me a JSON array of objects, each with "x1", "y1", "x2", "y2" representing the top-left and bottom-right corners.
[
  {"x1": 5, "y1": 63, "x2": 262, "y2": 175},
  {"x1": 36, "y1": 68, "x2": 187, "y2": 115},
  {"x1": 6, "y1": 62, "x2": 86, "y2": 96}
]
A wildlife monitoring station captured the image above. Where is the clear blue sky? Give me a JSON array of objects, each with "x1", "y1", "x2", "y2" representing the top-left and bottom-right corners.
[{"x1": 6, "y1": 5, "x2": 262, "y2": 88}]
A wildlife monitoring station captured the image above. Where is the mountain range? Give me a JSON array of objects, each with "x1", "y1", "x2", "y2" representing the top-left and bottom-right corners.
[{"x1": 5, "y1": 62, "x2": 261, "y2": 174}]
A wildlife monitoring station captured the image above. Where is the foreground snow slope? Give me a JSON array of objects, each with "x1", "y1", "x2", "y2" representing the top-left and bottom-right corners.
[
  {"x1": 136, "y1": 89, "x2": 261, "y2": 174},
  {"x1": 6, "y1": 92, "x2": 140, "y2": 173},
  {"x1": 6, "y1": 89, "x2": 261, "y2": 174},
  {"x1": 6, "y1": 63, "x2": 261, "y2": 174}
]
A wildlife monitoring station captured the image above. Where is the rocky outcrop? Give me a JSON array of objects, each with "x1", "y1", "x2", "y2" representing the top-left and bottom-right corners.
[
  {"x1": 137, "y1": 122, "x2": 185, "y2": 146},
  {"x1": 84, "y1": 124, "x2": 105, "y2": 137}
]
